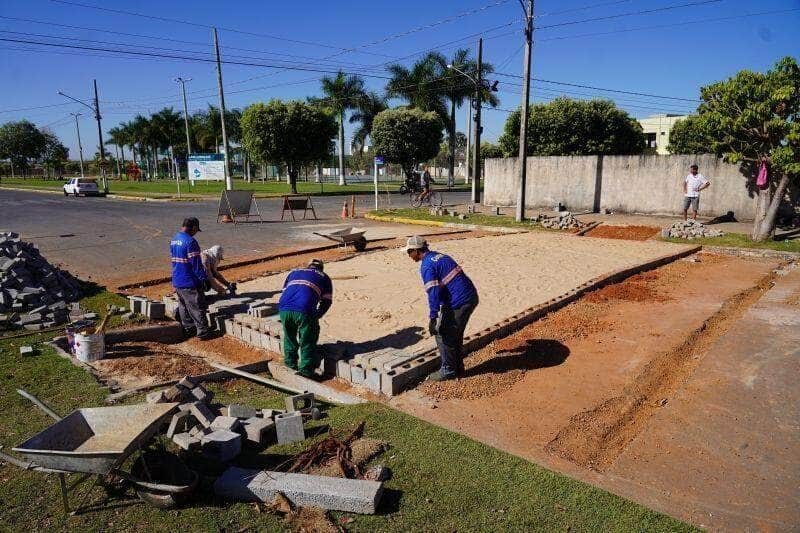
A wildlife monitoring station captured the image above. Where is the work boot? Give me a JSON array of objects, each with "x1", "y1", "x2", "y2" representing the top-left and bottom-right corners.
[
  {"x1": 427, "y1": 371, "x2": 456, "y2": 382},
  {"x1": 196, "y1": 330, "x2": 215, "y2": 341}
]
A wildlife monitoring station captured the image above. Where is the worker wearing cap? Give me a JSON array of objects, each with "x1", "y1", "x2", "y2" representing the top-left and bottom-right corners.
[
  {"x1": 278, "y1": 259, "x2": 333, "y2": 378},
  {"x1": 202, "y1": 245, "x2": 236, "y2": 295},
  {"x1": 170, "y1": 217, "x2": 211, "y2": 340},
  {"x1": 406, "y1": 236, "x2": 478, "y2": 381}
]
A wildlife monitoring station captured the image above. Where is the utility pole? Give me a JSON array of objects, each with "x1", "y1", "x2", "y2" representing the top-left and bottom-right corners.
[
  {"x1": 175, "y1": 76, "x2": 193, "y2": 179},
  {"x1": 70, "y1": 112, "x2": 85, "y2": 179},
  {"x1": 93, "y1": 79, "x2": 107, "y2": 193},
  {"x1": 515, "y1": 0, "x2": 534, "y2": 222},
  {"x1": 465, "y1": 104, "x2": 472, "y2": 184},
  {"x1": 471, "y1": 37, "x2": 483, "y2": 205},
  {"x1": 213, "y1": 28, "x2": 233, "y2": 190}
]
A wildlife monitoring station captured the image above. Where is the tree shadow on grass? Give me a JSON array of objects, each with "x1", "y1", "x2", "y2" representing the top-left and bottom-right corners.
[{"x1": 466, "y1": 339, "x2": 570, "y2": 377}]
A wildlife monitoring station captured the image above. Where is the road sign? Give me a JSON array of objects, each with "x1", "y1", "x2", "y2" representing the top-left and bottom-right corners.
[
  {"x1": 188, "y1": 154, "x2": 225, "y2": 182},
  {"x1": 374, "y1": 156, "x2": 384, "y2": 165}
]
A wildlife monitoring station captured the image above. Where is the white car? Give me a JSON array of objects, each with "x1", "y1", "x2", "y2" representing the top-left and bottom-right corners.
[{"x1": 63, "y1": 178, "x2": 103, "y2": 197}]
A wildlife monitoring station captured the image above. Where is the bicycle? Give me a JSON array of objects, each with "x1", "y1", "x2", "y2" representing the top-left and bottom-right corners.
[{"x1": 411, "y1": 188, "x2": 443, "y2": 208}]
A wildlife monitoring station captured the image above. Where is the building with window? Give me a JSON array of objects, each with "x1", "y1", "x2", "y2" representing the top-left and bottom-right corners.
[{"x1": 637, "y1": 114, "x2": 689, "y2": 155}]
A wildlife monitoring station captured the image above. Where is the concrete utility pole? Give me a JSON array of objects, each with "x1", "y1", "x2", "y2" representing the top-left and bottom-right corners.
[
  {"x1": 471, "y1": 37, "x2": 483, "y2": 205},
  {"x1": 70, "y1": 113, "x2": 85, "y2": 179},
  {"x1": 465, "y1": 104, "x2": 472, "y2": 184},
  {"x1": 174, "y1": 77, "x2": 193, "y2": 173},
  {"x1": 515, "y1": 0, "x2": 534, "y2": 222},
  {"x1": 93, "y1": 79, "x2": 107, "y2": 192},
  {"x1": 213, "y1": 28, "x2": 233, "y2": 190}
]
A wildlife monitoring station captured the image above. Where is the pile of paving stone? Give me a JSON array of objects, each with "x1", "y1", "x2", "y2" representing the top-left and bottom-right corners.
[
  {"x1": 661, "y1": 219, "x2": 725, "y2": 239},
  {"x1": 148, "y1": 376, "x2": 319, "y2": 461},
  {"x1": 533, "y1": 211, "x2": 585, "y2": 230},
  {"x1": 0, "y1": 232, "x2": 81, "y2": 331}
]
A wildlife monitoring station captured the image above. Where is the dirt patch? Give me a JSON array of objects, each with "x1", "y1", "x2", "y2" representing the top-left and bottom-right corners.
[
  {"x1": 586, "y1": 225, "x2": 661, "y2": 241},
  {"x1": 584, "y1": 271, "x2": 669, "y2": 303},
  {"x1": 92, "y1": 341, "x2": 214, "y2": 385},
  {"x1": 181, "y1": 335, "x2": 275, "y2": 366},
  {"x1": 546, "y1": 269, "x2": 777, "y2": 471}
]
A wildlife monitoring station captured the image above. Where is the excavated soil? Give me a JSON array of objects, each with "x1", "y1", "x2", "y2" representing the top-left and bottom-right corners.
[
  {"x1": 585, "y1": 225, "x2": 661, "y2": 241},
  {"x1": 92, "y1": 341, "x2": 214, "y2": 384}
]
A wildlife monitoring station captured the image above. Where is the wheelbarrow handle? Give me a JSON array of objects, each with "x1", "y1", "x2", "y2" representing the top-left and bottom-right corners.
[
  {"x1": 116, "y1": 470, "x2": 198, "y2": 494},
  {"x1": 16, "y1": 389, "x2": 62, "y2": 421},
  {"x1": 0, "y1": 446, "x2": 57, "y2": 473}
]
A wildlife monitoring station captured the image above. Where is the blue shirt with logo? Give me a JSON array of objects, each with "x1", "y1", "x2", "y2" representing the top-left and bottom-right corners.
[
  {"x1": 170, "y1": 231, "x2": 207, "y2": 289},
  {"x1": 420, "y1": 251, "x2": 477, "y2": 318},
  {"x1": 278, "y1": 268, "x2": 333, "y2": 318}
]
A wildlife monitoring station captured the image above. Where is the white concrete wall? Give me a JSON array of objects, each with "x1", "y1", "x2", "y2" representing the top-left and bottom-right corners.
[{"x1": 485, "y1": 154, "x2": 756, "y2": 220}]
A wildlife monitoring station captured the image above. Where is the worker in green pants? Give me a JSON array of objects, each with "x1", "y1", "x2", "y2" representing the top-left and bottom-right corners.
[{"x1": 277, "y1": 259, "x2": 333, "y2": 378}]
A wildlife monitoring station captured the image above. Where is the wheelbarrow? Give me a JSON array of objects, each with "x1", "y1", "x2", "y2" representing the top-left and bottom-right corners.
[
  {"x1": 0, "y1": 390, "x2": 198, "y2": 516},
  {"x1": 313, "y1": 227, "x2": 368, "y2": 251}
]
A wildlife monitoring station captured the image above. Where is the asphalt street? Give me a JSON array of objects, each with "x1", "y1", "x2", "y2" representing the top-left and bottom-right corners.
[{"x1": 0, "y1": 188, "x2": 470, "y2": 285}]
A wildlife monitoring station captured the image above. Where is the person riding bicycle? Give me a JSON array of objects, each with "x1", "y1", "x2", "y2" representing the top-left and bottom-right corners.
[{"x1": 419, "y1": 166, "x2": 433, "y2": 202}]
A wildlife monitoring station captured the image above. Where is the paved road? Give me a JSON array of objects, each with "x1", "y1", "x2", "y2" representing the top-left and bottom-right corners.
[{"x1": 0, "y1": 188, "x2": 470, "y2": 284}]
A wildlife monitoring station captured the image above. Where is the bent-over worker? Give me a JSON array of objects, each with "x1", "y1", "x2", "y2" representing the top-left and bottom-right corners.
[
  {"x1": 202, "y1": 245, "x2": 236, "y2": 295},
  {"x1": 170, "y1": 217, "x2": 211, "y2": 340},
  {"x1": 406, "y1": 236, "x2": 479, "y2": 381},
  {"x1": 277, "y1": 259, "x2": 333, "y2": 378}
]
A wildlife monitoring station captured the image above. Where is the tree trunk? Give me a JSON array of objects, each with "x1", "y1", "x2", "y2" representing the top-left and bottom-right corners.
[
  {"x1": 315, "y1": 163, "x2": 322, "y2": 183},
  {"x1": 289, "y1": 165, "x2": 298, "y2": 194},
  {"x1": 338, "y1": 111, "x2": 346, "y2": 186},
  {"x1": 753, "y1": 173, "x2": 790, "y2": 241},
  {"x1": 448, "y1": 98, "x2": 456, "y2": 188}
]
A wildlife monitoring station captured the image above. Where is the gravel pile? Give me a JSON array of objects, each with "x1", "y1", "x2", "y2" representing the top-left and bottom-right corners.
[
  {"x1": 0, "y1": 232, "x2": 81, "y2": 331},
  {"x1": 661, "y1": 219, "x2": 724, "y2": 239},
  {"x1": 534, "y1": 212, "x2": 585, "y2": 230}
]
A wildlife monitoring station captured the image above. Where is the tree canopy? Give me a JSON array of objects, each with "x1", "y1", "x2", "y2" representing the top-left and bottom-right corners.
[
  {"x1": 371, "y1": 108, "x2": 443, "y2": 178},
  {"x1": 498, "y1": 97, "x2": 645, "y2": 157},
  {"x1": 666, "y1": 115, "x2": 711, "y2": 154},
  {"x1": 240, "y1": 100, "x2": 337, "y2": 193},
  {"x1": 0, "y1": 120, "x2": 47, "y2": 173}
]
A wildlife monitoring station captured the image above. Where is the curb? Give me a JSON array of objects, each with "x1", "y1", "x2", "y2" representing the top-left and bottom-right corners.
[
  {"x1": 702, "y1": 245, "x2": 800, "y2": 260},
  {"x1": 365, "y1": 213, "x2": 526, "y2": 234}
]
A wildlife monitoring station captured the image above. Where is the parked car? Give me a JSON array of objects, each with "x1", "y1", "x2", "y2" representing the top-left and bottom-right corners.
[{"x1": 63, "y1": 178, "x2": 104, "y2": 197}]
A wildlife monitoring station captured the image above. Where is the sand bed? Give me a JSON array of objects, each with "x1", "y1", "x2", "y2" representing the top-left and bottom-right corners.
[{"x1": 238, "y1": 232, "x2": 692, "y2": 353}]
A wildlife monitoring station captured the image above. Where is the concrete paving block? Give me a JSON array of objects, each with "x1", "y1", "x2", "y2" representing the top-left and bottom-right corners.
[
  {"x1": 352, "y1": 348, "x2": 390, "y2": 366},
  {"x1": 211, "y1": 416, "x2": 242, "y2": 432},
  {"x1": 167, "y1": 411, "x2": 191, "y2": 438},
  {"x1": 172, "y1": 432, "x2": 200, "y2": 451},
  {"x1": 275, "y1": 412, "x2": 305, "y2": 444},
  {"x1": 191, "y1": 385, "x2": 212, "y2": 403},
  {"x1": 382, "y1": 354, "x2": 420, "y2": 372},
  {"x1": 147, "y1": 301, "x2": 165, "y2": 320},
  {"x1": 318, "y1": 356, "x2": 337, "y2": 376},
  {"x1": 285, "y1": 393, "x2": 315, "y2": 413},
  {"x1": 190, "y1": 401, "x2": 216, "y2": 427},
  {"x1": 201, "y1": 429, "x2": 241, "y2": 462},
  {"x1": 227, "y1": 404, "x2": 258, "y2": 419},
  {"x1": 365, "y1": 352, "x2": 400, "y2": 371},
  {"x1": 261, "y1": 408, "x2": 285, "y2": 420},
  {"x1": 380, "y1": 355, "x2": 440, "y2": 396},
  {"x1": 188, "y1": 425, "x2": 212, "y2": 438},
  {"x1": 146, "y1": 390, "x2": 166, "y2": 404},
  {"x1": 177, "y1": 376, "x2": 196, "y2": 390},
  {"x1": 365, "y1": 369, "x2": 382, "y2": 393},
  {"x1": 19, "y1": 345, "x2": 34, "y2": 355},
  {"x1": 163, "y1": 385, "x2": 189, "y2": 403},
  {"x1": 336, "y1": 359, "x2": 353, "y2": 379},
  {"x1": 213, "y1": 467, "x2": 383, "y2": 514},
  {"x1": 318, "y1": 342, "x2": 349, "y2": 361},
  {"x1": 242, "y1": 417, "x2": 275, "y2": 445},
  {"x1": 350, "y1": 364, "x2": 366, "y2": 385}
]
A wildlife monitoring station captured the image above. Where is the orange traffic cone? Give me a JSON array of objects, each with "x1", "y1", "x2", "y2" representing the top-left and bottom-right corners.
[
  {"x1": 341, "y1": 200, "x2": 348, "y2": 219},
  {"x1": 350, "y1": 195, "x2": 356, "y2": 218}
]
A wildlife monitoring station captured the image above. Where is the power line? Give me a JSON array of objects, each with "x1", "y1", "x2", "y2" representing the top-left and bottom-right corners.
[{"x1": 535, "y1": 0, "x2": 723, "y2": 30}]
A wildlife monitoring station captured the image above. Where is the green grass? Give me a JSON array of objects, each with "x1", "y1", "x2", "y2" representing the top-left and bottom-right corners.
[
  {"x1": 371, "y1": 207, "x2": 553, "y2": 230},
  {"x1": 0, "y1": 288, "x2": 694, "y2": 532},
  {"x1": 0, "y1": 178, "x2": 475, "y2": 199},
  {"x1": 661, "y1": 232, "x2": 800, "y2": 253}
]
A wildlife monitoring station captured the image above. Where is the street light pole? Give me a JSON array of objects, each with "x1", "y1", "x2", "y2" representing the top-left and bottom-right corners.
[
  {"x1": 57, "y1": 84, "x2": 106, "y2": 191},
  {"x1": 515, "y1": 0, "x2": 534, "y2": 222},
  {"x1": 213, "y1": 28, "x2": 233, "y2": 190},
  {"x1": 175, "y1": 77, "x2": 193, "y2": 163},
  {"x1": 471, "y1": 37, "x2": 483, "y2": 205},
  {"x1": 70, "y1": 113, "x2": 85, "y2": 179}
]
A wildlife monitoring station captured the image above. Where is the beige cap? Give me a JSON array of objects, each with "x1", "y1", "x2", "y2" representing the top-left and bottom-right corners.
[{"x1": 404, "y1": 235, "x2": 428, "y2": 252}]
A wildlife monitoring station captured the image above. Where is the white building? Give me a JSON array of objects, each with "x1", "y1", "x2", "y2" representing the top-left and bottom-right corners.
[{"x1": 637, "y1": 114, "x2": 689, "y2": 155}]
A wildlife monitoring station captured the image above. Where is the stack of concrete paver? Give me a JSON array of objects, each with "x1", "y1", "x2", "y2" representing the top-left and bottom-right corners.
[
  {"x1": 149, "y1": 376, "x2": 315, "y2": 460},
  {"x1": 662, "y1": 219, "x2": 725, "y2": 239},
  {"x1": 534, "y1": 212, "x2": 584, "y2": 230},
  {"x1": 0, "y1": 232, "x2": 80, "y2": 332},
  {"x1": 127, "y1": 296, "x2": 166, "y2": 320}
]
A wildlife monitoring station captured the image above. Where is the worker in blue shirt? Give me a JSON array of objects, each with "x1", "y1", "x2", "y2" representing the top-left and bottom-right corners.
[
  {"x1": 406, "y1": 236, "x2": 479, "y2": 381},
  {"x1": 278, "y1": 259, "x2": 333, "y2": 378},
  {"x1": 170, "y1": 217, "x2": 211, "y2": 340}
]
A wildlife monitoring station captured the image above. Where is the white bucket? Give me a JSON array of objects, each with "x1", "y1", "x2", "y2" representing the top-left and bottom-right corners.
[{"x1": 74, "y1": 332, "x2": 105, "y2": 362}]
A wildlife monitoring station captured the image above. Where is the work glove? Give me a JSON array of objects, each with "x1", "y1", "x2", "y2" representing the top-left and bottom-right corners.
[
  {"x1": 428, "y1": 317, "x2": 438, "y2": 336},
  {"x1": 228, "y1": 282, "x2": 237, "y2": 295}
]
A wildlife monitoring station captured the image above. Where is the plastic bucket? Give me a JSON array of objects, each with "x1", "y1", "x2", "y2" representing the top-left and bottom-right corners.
[{"x1": 74, "y1": 332, "x2": 105, "y2": 362}]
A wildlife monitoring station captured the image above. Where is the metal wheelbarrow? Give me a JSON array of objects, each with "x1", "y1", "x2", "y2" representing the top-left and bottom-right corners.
[
  {"x1": 0, "y1": 390, "x2": 198, "y2": 516},
  {"x1": 313, "y1": 227, "x2": 368, "y2": 251}
]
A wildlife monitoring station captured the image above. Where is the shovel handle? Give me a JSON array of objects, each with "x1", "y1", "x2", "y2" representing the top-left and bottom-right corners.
[{"x1": 16, "y1": 389, "x2": 62, "y2": 421}]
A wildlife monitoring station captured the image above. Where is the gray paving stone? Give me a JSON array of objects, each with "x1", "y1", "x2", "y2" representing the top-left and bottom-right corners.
[
  {"x1": 227, "y1": 404, "x2": 258, "y2": 419},
  {"x1": 336, "y1": 359, "x2": 353, "y2": 379},
  {"x1": 166, "y1": 411, "x2": 191, "y2": 438},
  {"x1": 146, "y1": 390, "x2": 166, "y2": 404},
  {"x1": 242, "y1": 417, "x2": 275, "y2": 445},
  {"x1": 190, "y1": 401, "x2": 216, "y2": 427},
  {"x1": 201, "y1": 429, "x2": 241, "y2": 462},
  {"x1": 211, "y1": 415, "x2": 242, "y2": 432},
  {"x1": 213, "y1": 467, "x2": 383, "y2": 514},
  {"x1": 19, "y1": 346, "x2": 34, "y2": 355},
  {"x1": 350, "y1": 364, "x2": 366, "y2": 385},
  {"x1": 172, "y1": 432, "x2": 200, "y2": 451},
  {"x1": 285, "y1": 393, "x2": 314, "y2": 413},
  {"x1": 275, "y1": 412, "x2": 305, "y2": 444},
  {"x1": 365, "y1": 369, "x2": 382, "y2": 393}
]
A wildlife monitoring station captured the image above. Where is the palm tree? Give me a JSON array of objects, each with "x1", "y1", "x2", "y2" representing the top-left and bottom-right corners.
[
  {"x1": 386, "y1": 54, "x2": 449, "y2": 125},
  {"x1": 107, "y1": 126, "x2": 126, "y2": 177},
  {"x1": 320, "y1": 71, "x2": 366, "y2": 185},
  {"x1": 349, "y1": 91, "x2": 387, "y2": 154},
  {"x1": 150, "y1": 107, "x2": 184, "y2": 179}
]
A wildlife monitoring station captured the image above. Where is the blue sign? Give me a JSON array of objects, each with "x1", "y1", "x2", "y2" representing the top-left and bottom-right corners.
[
  {"x1": 374, "y1": 156, "x2": 384, "y2": 165},
  {"x1": 188, "y1": 153, "x2": 224, "y2": 162}
]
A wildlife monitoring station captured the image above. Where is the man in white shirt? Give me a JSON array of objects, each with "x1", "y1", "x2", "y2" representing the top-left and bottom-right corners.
[{"x1": 683, "y1": 164, "x2": 710, "y2": 220}]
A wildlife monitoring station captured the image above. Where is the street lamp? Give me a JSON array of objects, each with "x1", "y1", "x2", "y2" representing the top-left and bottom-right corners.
[
  {"x1": 70, "y1": 113, "x2": 85, "y2": 179},
  {"x1": 58, "y1": 83, "x2": 107, "y2": 192}
]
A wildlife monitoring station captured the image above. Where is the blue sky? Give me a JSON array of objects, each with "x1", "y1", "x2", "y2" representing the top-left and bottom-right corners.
[{"x1": 1, "y1": 0, "x2": 798, "y2": 158}]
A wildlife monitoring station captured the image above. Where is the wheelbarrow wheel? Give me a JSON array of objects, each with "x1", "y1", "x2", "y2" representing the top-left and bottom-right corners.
[
  {"x1": 100, "y1": 473, "x2": 129, "y2": 497},
  {"x1": 130, "y1": 451, "x2": 199, "y2": 509},
  {"x1": 354, "y1": 236, "x2": 367, "y2": 252}
]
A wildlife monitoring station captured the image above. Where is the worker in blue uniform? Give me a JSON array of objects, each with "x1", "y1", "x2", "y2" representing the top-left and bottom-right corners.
[
  {"x1": 170, "y1": 217, "x2": 211, "y2": 340},
  {"x1": 405, "y1": 236, "x2": 479, "y2": 381},
  {"x1": 278, "y1": 259, "x2": 333, "y2": 378}
]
